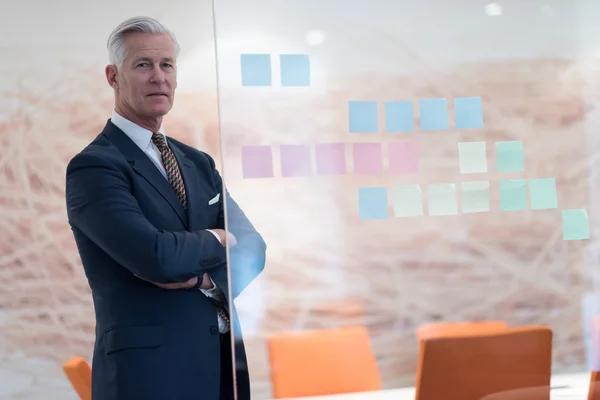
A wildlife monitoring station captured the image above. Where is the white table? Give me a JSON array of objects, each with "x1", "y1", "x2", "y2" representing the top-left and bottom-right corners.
[{"x1": 277, "y1": 372, "x2": 590, "y2": 400}]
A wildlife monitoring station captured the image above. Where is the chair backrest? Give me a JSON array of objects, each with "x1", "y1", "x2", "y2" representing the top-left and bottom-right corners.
[
  {"x1": 589, "y1": 372, "x2": 600, "y2": 400},
  {"x1": 417, "y1": 321, "x2": 508, "y2": 341},
  {"x1": 267, "y1": 326, "x2": 382, "y2": 398},
  {"x1": 589, "y1": 315, "x2": 600, "y2": 400},
  {"x1": 62, "y1": 356, "x2": 92, "y2": 400},
  {"x1": 415, "y1": 326, "x2": 553, "y2": 400}
]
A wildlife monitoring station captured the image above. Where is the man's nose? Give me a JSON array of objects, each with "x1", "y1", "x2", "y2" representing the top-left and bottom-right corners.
[{"x1": 149, "y1": 66, "x2": 166, "y2": 84}]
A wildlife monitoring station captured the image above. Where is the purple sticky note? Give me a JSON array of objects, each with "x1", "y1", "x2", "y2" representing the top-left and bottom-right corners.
[
  {"x1": 389, "y1": 141, "x2": 418, "y2": 174},
  {"x1": 241, "y1": 146, "x2": 274, "y2": 178},
  {"x1": 353, "y1": 143, "x2": 383, "y2": 175},
  {"x1": 316, "y1": 143, "x2": 346, "y2": 175},
  {"x1": 280, "y1": 144, "x2": 312, "y2": 177}
]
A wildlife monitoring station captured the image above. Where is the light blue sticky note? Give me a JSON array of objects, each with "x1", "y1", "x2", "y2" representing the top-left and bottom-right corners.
[
  {"x1": 562, "y1": 209, "x2": 590, "y2": 240},
  {"x1": 462, "y1": 181, "x2": 490, "y2": 214},
  {"x1": 529, "y1": 178, "x2": 558, "y2": 210},
  {"x1": 241, "y1": 54, "x2": 271, "y2": 86},
  {"x1": 393, "y1": 185, "x2": 423, "y2": 217},
  {"x1": 349, "y1": 101, "x2": 378, "y2": 133},
  {"x1": 419, "y1": 98, "x2": 448, "y2": 131},
  {"x1": 359, "y1": 187, "x2": 388, "y2": 220},
  {"x1": 496, "y1": 141, "x2": 524, "y2": 172},
  {"x1": 458, "y1": 141, "x2": 488, "y2": 174},
  {"x1": 500, "y1": 179, "x2": 527, "y2": 211},
  {"x1": 280, "y1": 54, "x2": 311, "y2": 86},
  {"x1": 454, "y1": 97, "x2": 484, "y2": 129},
  {"x1": 428, "y1": 184, "x2": 457, "y2": 216},
  {"x1": 384, "y1": 101, "x2": 414, "y2": 133}
]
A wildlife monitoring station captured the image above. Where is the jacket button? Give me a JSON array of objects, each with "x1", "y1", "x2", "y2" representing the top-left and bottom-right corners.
[{"x1": 210, "y1": 326, "x2": 219, "y2": 335}]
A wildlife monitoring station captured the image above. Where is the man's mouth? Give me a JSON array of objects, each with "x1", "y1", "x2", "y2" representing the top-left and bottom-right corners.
[{"x1": 148, "y1": 93, "x2": 167, "y2": 97}]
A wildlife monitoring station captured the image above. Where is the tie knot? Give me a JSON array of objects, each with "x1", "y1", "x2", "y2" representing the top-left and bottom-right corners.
[{"x1": 151, "y1": 132, "x2": 167, "y2": 149}]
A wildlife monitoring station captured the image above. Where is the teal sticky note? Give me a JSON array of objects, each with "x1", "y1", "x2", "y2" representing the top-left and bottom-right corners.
[
  {"x1": 393, "y1": 185, "x2": 423, "y2": 217},
  {"x1": 458, "y1": 142, "x2": 487, "y2": 174},
  {"x1": 428, "y1": 184, "x2": 457, "y2": 216},
  {"x1": 562, "y1": 209, "x2": 590, "y2": 240},
  {"x1": 496, "y1": 141, "x2": 524, "y2": 172},
  {"x1": 280, "y1": 54, "x2": 311, "y2": 86},
  {"x1": 454, "y1": 97, "x2": 484, "y2": 129},
  {"x1": 359, "y1": 187, "x2": 388, "y2": 220},
  {"x1": 500, "y1": 179, "x2": 527, "y2": 211},
  {"x1": 462, "y1": 181, "x2": 490, "y2": 214},
  {"x1": 529, "y1": 178, "x2": 558, "y2": 210},
  {"x1": 419, "y1": 98, "x2": 448, "y2": 131},
  {"x1": 385, "y1": 101, "x2": 414, "y2": 132},
  {"x1": 349, "y1": 101, "x2": 378, "y2": 133},
  {"x1": 241, "y1": 54, "x2": 271, "y2": 86}
]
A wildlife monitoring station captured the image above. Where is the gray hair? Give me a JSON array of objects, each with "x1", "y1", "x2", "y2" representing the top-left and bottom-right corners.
[{"x1": 107, "y1": 16, "x2": 180, "y2": 69}]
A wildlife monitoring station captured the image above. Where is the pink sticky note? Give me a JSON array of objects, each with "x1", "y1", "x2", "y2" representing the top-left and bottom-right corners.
[
  {"x1": 241, "y1": 146, "x2": 274, "y2": 178},
  {"x1": 389, "y1": 141, "x2": 418, "y2": 174},
  {"x1": 280, "y1": 144, "x2": 312, "y2": 177},
  {"x1": 316, "y1": 143, "x2": 346, "y2": 175},
  {"x1": 353, "y1": 143, "x2": 383, "y2": 174}
]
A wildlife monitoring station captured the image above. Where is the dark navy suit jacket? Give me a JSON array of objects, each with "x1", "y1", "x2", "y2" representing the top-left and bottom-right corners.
[{"x1": 65, "y1": 120, "x2": 266, "y2": 400}]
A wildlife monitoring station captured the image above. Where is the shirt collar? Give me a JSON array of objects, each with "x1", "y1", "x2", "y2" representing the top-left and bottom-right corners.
[{"x1": 110, "y1": 109, "x2": 166, "y2": 150}]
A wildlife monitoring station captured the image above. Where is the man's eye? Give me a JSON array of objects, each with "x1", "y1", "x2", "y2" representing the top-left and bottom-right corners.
[
  {"x1": 163, "y1": 63, "x2": 173, "y2": 68},
  {"x1": 137, "y1": 63, "x2": 149, "y2": 68}
]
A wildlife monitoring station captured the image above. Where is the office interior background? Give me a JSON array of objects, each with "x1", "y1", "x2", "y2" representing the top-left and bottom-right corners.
[{"x1": 2, "y1": 0, "x2": 600, "y2": 398}]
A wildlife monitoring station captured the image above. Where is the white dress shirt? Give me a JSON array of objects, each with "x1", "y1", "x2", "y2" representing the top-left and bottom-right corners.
[{"x1": 111, "y1": 110, "x2": 229, "y2": 333}]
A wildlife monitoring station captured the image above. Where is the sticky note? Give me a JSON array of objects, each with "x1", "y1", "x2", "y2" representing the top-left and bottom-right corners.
[
  {"x1": 529, "y1": 178, "x2": 558, "y2": 210},
  {"x1": 353, "y1": 143, "x2": 383, "y2": 174},
  {"x1": 389, "y1": 141, "x2": 418, "y2": 174},
  {"x1": 349, "y1": 101, "x2": 378, "y2": 133},
  {"x1": 241, "y1": 146, "x2": 273, "y2": 178},
  {"x1": 280, "y1": 54, "x2": 311, "y2": 86},
  {"x1": 454, "y1": 97, "x2": 484, "y2": 129},
  {"x1": 428, "y1": 184, "x2": 457, "y2": 216},
  {"x1": 280, "y1": 144, "x2": 311, "y2": 177},
  {"x1": 384, "y1": 101, "x2": 414, "y2": 132},
  {"x1": 419, "y1": 98, "x2": 448, "y2": 131},
  {"x1": 315, "y1": 143, "x2": 346, "y2": 175},
  {"x1": 393, "y1": 185, "x2": 423, "y2": 217},
  {"x1": 240, "y1": 54, "x2": 271, "y2": 87},
  {"x1": 496, "y1": 141, "x2": 524, "y2": 172},
  {"x1": 462, "y1": 181, "x2": 490, "y2": 214},
  {"x1": 581, "y1": 292, "x2": 600, "y2": 371},
  {"x1": 458, "y1": 141, "x2": 487, "y2": 174},
  {"x1": 500, "y1": 179, "x2": 527, "y2": 211},
  {"x1": 562, "y1": 209, "x2": 590, "y2": 240},
  {"x1": 358, "y1": 187, "x2": 388, "y2": 220}
]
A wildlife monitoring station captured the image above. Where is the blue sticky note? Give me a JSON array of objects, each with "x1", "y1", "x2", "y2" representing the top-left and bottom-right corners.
[
  {"x1": 500, "y1": 179, "x2": 528, "y2": 211},
  {"x1": 563, "y1": 209, "x2": 590, "y2": 241},
  {"x1": 359, "y1": 187, "x2": 388, "y2": 220},
  {"x1": 349, "y1": 101, "x2": 378, "y2": 133},
  {"x1": 529, "y1": 178, "x2": 558, "y2": 210},
  {"x1": 419, "y1": 98, "x2": 448, "y2": 131},
  {"x1": 384, "y1": 101, "x2": 414, "y2": 132},
  {"x1": 240, "y1": 54, "x2": 271, "y2": 86},
  {"x1": 454, "y1": 97, "x2": 484, "y2": 129},
  {"x1": 280, "y1": 54, "x2": 311, "y2": 86},
  {"x1": 496, "y1": 141, "x2": 524, "y2": 172}
]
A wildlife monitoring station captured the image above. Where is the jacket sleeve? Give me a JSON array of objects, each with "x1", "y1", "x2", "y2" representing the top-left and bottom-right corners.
[{"x1": 65, "y1": 151, "x2": 225, "y2": 283}]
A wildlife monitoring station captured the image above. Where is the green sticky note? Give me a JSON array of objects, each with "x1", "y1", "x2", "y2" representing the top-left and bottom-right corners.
[
  {"x1": 529, "y1": 178, "x2": 558, "y2": 210},
  {"x1": 393, "y1": 185, "x2": 423, "y2": 217},
  {"x1": 496, "y1": 141, "x2": 524, "y2": 172},
  {"x1": 500, "y1": 179, "x2": 527, "y2": 211},
  {"x1": 428, "y1": 184, "x2": 457, "y2": 216},
  {"x1": 562, "y1": 209, "x2": 590, "y2": 240},
  {"x1": 458, "y1": 141, "x2": 487, "y2": 174},
  {"x1": 462, "y1": 181, "x2": 490, "y2": 214}
]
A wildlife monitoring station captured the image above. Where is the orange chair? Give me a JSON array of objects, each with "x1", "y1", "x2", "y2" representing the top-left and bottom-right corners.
[
  {"x1": 417, "y1": 320, "x2": 507, "y2": 341},
  {"x1": 62, "y1": 356, "x2": 92, "y2": 400},
  {"x1": 415, "y1": 326, "x2": 553, "y2": 400},
  {"x1": 588, "y1": 315, "x2": 600, "y2": 400},
  {"x1": 590, "y1": 371, "x2": 600, "y2": 400},
  {"x1": 267, "y1": 326, "x2": 382, "y2": 398}
]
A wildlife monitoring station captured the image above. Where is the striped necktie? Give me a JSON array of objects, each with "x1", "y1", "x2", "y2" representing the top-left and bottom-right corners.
[{"x1": 151, "y1": 132, "x2": 187, "y2": 209}]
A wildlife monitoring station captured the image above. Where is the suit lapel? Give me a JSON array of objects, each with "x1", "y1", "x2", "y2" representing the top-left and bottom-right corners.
[
  {"x1": 168, "y1": 141, "x2": 202, "y2": 231},
  {"x1": 102, "y1": 121, "x2": 188, "y2": 227}
]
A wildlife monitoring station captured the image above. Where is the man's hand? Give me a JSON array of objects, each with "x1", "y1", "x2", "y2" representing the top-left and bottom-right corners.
[
  {"x1": 212, "y1": 229, "x2": 237, "y2": 248},
  {"x1": 136, "y1": 275, "x2": 199, "y2": 289},
  {"x1": 199, "y1": 273, "x2": 215, "y2": 290}
]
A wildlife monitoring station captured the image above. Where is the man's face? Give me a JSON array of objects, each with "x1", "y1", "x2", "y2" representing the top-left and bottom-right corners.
[{"x1": 111, "y1": 32, "x2": 177, "y2": 120}]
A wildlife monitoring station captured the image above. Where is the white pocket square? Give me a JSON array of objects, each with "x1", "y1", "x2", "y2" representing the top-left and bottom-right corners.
[{"x1": 208, "y1": 193, "x2": 220, "y2": 205}]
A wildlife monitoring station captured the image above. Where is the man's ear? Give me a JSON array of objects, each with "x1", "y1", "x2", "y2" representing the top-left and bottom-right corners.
[{"x1": 105, "y1": 65, "x2": 119, "y2": 89}]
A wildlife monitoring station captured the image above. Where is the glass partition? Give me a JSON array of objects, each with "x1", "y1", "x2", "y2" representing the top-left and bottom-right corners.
[{"x1": 213, "y1": 1, "x2": 600, "y2": 398}]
